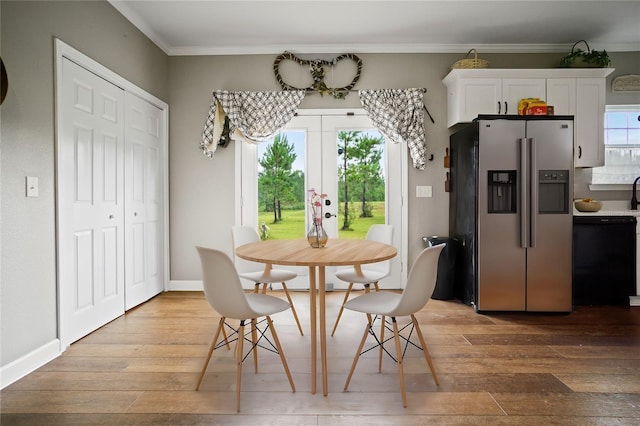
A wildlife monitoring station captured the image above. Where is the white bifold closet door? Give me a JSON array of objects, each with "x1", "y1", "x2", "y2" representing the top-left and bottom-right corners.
[{"x1": 58, "y1": 57, "x2": 165, "y2": 346}]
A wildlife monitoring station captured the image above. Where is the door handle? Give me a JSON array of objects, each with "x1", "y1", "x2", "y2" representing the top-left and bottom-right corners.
[
  {"x1": 109, "y1": 214, "x2": 114, "y2": 220},
  {"x1": 578, "y1": 145, "x2": 582, "y2": 159},
  {"x1": 520, "y1": 138, "x2": 528, "y2": 248},
  {"x1": 529, "y1": 138, "x2": 537, "y2": 248},
  {"x1": 497, "y1": 101, "x2": 501, "y2": 115}
]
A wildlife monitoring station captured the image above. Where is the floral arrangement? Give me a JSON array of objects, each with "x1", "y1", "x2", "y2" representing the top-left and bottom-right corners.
[
  {"x1": 307, "y1": 188, "x2": 328, "y2": 247},
  {"x1": 308, "y1": 188, "x2": 327, "y2": 224}
]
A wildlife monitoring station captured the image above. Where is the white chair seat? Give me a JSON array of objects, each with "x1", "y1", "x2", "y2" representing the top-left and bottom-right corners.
[
  {"x1": 335, "y1": 268, "x2": 388, "y2": 284},
  {"x1": 245, "y1": 293, "x2": 291, "y2": 316},
  {"x1": 239, "y1": 269, "x2": 297, "y2": 284},
  {"x1": 344, "y1": 291, "x2": 401, "y2": 316}
]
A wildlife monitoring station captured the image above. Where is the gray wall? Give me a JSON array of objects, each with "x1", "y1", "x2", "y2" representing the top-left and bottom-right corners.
[
  {"x1": 2, "y1": 0, "x2": 639, "y2": 375},
  {"x1": 167, "y1": 52, "x2": 640, "y2": 281},
  {"x1": 1, "y1": 1, "x2": 168, "y2": 367}
]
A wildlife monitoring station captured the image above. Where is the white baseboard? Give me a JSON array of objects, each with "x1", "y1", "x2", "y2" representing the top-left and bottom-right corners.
[
  {"x1": 168, "y1": 280, "x2": 259, "y2": 291},
  {"x1": 1, "y1": 339, "x2": 61, "y2": 389},
  {"x1": 168, "y1": 280, "x2": 203, "y2": 291},
  {"x1": 630, "y1": 296, "x2": 640, "y2": 307}
]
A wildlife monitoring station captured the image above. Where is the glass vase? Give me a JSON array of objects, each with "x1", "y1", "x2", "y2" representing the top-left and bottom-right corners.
[{"x1": 307, "y1": 220, "x2": 328, "y2": 248}]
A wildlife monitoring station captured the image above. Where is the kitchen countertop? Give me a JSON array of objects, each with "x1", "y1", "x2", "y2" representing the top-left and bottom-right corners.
[{"x1": 573, "y1": 200, "x2": 640, "y2": 217}]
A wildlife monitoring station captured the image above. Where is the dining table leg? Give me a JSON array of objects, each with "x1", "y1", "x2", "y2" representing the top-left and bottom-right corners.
[
  {"x1": 319, "y1": 266, "x2": 327, "y2": 396},
  {"x1": 308, "y1": 266, "x2": 317, "y2": 394}
]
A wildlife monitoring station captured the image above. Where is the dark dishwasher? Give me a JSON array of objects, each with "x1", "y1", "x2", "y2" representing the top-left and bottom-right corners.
[{"x1": 573, "y1": 216, "x2": 637, "y2": 305}]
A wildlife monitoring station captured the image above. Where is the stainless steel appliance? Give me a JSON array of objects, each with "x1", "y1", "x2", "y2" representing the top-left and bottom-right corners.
[{"x1": 450, "y1": 115, "x2": 574, "y2": 312}]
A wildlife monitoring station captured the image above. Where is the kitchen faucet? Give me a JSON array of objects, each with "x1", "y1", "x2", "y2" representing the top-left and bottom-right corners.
[{"x1": 632, "y1": 176, "x2": 640, "y2": 210}]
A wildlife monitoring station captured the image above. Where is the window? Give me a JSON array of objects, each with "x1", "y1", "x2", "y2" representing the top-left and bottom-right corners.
[
  {"x1": 238, "y1": 111, "x2": 407, "y2": 290},
  {"x1": 591, "y1": 105, "x2": 640, "y2": 184}
]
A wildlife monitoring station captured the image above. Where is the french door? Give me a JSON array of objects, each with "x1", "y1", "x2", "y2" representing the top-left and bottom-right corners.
[{"x1": 236, "y1": 109, "x2": 407, "y2": 290}]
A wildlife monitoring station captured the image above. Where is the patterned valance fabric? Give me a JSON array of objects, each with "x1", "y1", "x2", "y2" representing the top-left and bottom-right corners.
[
  {"x1": 358, "y1": 88, "x2": 428, "y2": 169},
  {"x1": 201, "y1": 90, "x2": 306, "y2": 158}
]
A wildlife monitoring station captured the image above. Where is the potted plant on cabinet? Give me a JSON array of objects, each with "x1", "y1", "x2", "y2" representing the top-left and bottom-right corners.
[{"x1": 560, "y1": 40, "x2": 611, "y2": 68}]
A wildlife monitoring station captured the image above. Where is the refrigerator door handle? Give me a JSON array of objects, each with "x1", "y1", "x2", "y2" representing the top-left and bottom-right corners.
[
  {"x1": 520, "y1": 137, "x2": 528, "y2": 248},
  {"x1": 529, "y1": 138, "x2": 537, "y2": 248}
]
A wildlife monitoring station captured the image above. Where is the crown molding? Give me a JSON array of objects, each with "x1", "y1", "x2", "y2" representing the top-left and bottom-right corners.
[{"x1": 166, "y1": 42, "x2": 639, "y2": 57}]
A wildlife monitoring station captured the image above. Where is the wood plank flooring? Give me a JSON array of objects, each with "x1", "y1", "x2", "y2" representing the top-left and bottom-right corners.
[{"x1": 2, "y1": 290, "x2": 640, "y2": 425}]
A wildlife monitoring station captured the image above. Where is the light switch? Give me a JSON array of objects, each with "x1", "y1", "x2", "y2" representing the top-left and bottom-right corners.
[
  {"x1": 416, "y1": 185, "x2": 432, "y2": 198},
  {"x1": 26, "y1": 176, "x2": 39, "y2": 197}
]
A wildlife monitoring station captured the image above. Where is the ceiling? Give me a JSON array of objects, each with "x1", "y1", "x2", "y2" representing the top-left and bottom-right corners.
[{"x1": 108, "y1": 1, "x2": 640, "y2": 56}]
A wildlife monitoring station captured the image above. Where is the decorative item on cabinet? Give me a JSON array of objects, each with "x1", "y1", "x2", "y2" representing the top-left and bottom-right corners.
[
  {"x1": 444, "y1": 148, "x2": 450, "y2": 168},
  {"x1": 560, "y1": 40, "x2": 611, "y2": 68},
  {"x1": 451, "y1": 49, "x2": 489, "y2": 70}
]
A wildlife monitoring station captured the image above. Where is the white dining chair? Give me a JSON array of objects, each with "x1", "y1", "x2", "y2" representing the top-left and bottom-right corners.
[
  {"x1": 195, "y1": 246, "x2": 296, "y2": 412},
  {"x1": 342, "y1": 243, "x2": 445, "y2": 408},
  {"x1": 232, "y1": 226, "x2": 304, "y2": 336},
  {"x1": 331, "y1": 224, "x2": 393, "y2": 336}
]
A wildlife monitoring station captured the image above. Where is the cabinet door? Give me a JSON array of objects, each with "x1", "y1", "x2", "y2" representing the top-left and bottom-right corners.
[
  {"x1": 457, "y1": 78, "x2": 502, "y2": 121},
  {"x1": 502, "y1": 79, "x2": 546, "y2": 115},
  {"x1": 575, "y1": 78, "x2": 605, "y2": 167},
  {"x1": 546, "y1": 78, "x2": 576, "y2": 116}
]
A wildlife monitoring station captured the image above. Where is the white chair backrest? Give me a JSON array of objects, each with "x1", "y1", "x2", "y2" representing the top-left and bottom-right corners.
[
  {"x1": 231, "y1": 226, "x2": 263, "y2": 274},
  {"x1": 363, "y1": 224, "x2": 394, "y2": 274},
  {"x1": 196, "y1": 246, "x2": 254, "y2": 319},
  {"x1": 391, "y1": 244, "x2": 445, "y2": 317}
]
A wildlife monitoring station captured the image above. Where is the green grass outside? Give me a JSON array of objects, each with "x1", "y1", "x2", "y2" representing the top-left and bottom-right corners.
[{"x1": 258, "y1": 201, "x2": 385, "y2": 240}]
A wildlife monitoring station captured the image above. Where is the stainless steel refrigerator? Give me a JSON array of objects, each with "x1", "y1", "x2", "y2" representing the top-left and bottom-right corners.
[{"x1": 449, "y1": 115, "x2": 574, "y2": 312}]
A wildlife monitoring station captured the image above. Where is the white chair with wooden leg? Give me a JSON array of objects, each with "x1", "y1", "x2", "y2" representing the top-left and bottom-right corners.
[
  {"x1": 232, "y1": 226, "x2": 304, "y2": 336},
  {"x1": 331, "y1": 224, "x2": 393, "y2": 336},
  {"x1": 195, "y1": 246, "x2": 296, "y2": 412},
  {"x1": 343, "y1": 244, "x2": 445, "y2": 408}
]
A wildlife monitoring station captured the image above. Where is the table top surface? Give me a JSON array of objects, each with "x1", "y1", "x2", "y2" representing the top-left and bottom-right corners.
[{"x1": 235, "y1": 238, "x2": 397, "y2": 267}]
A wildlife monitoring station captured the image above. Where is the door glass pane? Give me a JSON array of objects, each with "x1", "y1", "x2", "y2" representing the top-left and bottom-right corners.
[
  {"x1": 257, "y1": 130, "x2": 306, "y2": 240},
  {"x1": 336, "y1": 130, "x2": 386, "y2": 239}
]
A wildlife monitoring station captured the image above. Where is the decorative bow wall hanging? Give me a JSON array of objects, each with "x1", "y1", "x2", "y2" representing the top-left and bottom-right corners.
[{"x1": 273, "y1": 51, "x2": 363, "y2": 99}]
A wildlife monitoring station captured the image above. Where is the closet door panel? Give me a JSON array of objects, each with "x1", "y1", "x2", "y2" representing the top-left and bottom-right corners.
[
  {"x1": 124, "y1": 92, "x2": 165, "y2": 309},
  {"x1": 58, "y1": 58, "x2": 125, "y2": 346}
]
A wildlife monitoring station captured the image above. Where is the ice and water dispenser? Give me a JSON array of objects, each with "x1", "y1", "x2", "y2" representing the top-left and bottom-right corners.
[
  {"x1": 538, "y1": 170, "x2": 570, "y2": 214},
  {"x1": 488, "y1": 171, "x2": 517, "y2": 213},
  {"x1": 487, "y1": 170, "x2": 569, "y2": 214}
]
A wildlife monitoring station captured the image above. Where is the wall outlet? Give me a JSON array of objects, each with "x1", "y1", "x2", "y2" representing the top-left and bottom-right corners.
[
  {"x1": 416, "y1": 185, "x2": 432, "y2": 198},
  {"x1": 26, "y1": 176, "x2": 39, "y2": 197}
]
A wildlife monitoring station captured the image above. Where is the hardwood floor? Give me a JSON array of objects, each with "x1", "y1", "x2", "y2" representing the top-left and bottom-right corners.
[{"x1": 2, "y1": 290, "x2": 640, "y2": 425}]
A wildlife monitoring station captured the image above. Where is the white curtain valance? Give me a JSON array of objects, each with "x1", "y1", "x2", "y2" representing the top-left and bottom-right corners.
[
  {"x1": 358, "y1": 88, "x2": 428, "y2": 169},
  {"x1": 201, "y1": 90, "x2": 306, "y2": 158}
]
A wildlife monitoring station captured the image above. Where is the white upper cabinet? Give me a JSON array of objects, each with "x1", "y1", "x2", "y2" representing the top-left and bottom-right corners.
[
  {"x1": 502, "y1": 79, "x2": 547, "y2": 115},
  {"x1": 443, "y1": 68, "x2": 614, "y2": 167}
]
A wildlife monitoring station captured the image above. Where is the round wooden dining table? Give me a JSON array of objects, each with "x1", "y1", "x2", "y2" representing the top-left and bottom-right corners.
[{"x1": 235, "y1": 237, "x2": 397, "y2": 396}]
